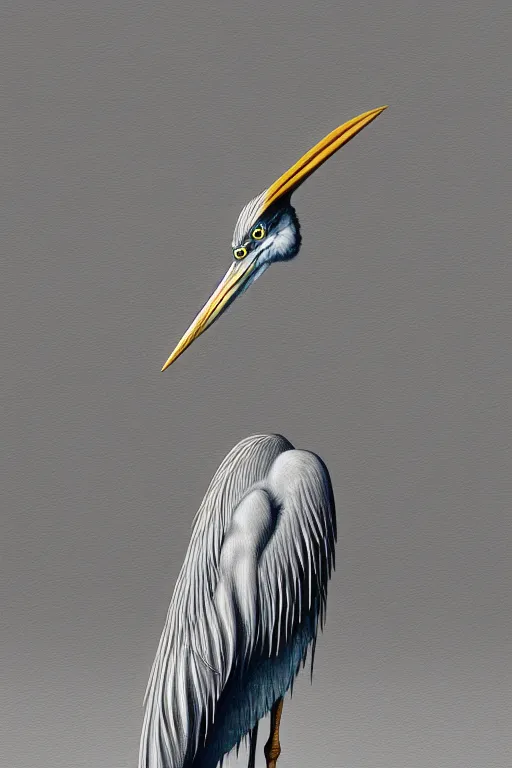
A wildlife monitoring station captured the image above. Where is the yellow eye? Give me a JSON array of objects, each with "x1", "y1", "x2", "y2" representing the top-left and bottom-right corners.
[
  {"x1": 251, "y1": 226, "x2": 265, "y2": 240},
  {"x1": 233, "y1": 246, "x2": 248, "y2": 260}
]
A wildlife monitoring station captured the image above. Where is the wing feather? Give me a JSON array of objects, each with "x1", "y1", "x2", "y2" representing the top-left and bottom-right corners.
[
  {"x1": 138, "y1": 437, "x2": 336, "y2": 768},
  {"x1": 139, "y1": 435, "x2": 293, "y2": 768},
  {"x1": 257, "y1": 449, "x2": 336, "y2": 656}
]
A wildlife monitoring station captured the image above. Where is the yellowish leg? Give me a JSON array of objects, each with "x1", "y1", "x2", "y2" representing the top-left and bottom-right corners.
[{"x1": 264, "y1": 697, "x2": 284, "y2": 768}]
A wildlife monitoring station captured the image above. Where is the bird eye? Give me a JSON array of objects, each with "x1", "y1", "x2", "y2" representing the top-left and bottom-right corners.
[
  {"x1": 251, "y1": 226, "x2": 265, "y2": 240},
  {"x1": 233, "y1": 246, "x2": 248, "y2": 260}
]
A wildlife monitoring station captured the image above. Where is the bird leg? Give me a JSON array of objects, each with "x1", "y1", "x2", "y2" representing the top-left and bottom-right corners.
[
  {"x1": 264, "y1": 697, "x2": 284, "y2": 768},
  {"x1": 248, "y1": 721, "x2": 259, "y2": 768}
]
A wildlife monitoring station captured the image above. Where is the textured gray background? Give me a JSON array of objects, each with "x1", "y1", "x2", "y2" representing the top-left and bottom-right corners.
[{"x1": 1, "y1": 2, "x2": 511, "y2": 767}]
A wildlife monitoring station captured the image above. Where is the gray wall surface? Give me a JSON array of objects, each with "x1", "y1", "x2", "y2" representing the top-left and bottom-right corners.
[{"x1": 2, "y1": 2, "x2": 510, "y2": 767}]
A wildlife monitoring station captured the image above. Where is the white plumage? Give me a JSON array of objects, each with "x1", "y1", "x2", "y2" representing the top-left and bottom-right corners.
[{"x1": 139, "y1": 433, "x2": 336, "y2": 768}]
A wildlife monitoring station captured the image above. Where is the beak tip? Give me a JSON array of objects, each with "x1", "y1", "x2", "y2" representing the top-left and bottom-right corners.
[{"x1": 161, "y1": 356, "x2": 174, "y2": 372}]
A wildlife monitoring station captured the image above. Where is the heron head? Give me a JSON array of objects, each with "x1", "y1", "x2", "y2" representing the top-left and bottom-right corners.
[
  {"x1": 232, "y1": 194, "x2": 301, "y2": 263},
  {"x1": 162, "y1": 105, "x2": 387, "y2": 371}
]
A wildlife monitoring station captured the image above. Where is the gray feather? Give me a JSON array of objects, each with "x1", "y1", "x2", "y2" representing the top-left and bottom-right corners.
[
  {"x1": 232, "y1": 191, "x2": 268, "y2": 247},
  {"x1": 139, "y1": 434, "x2": 336, "y2": 768}
]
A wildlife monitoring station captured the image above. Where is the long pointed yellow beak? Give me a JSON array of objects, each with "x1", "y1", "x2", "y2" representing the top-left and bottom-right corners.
[
  {"x1": 161, "y1": 258, "x2": 258, "y2": 371},
  {"x1": 260, "y1": 106, "x2": 388, "y2": 213},
  {"x1": 161, "y1": 106, "x2": 387, "y2": 372}
]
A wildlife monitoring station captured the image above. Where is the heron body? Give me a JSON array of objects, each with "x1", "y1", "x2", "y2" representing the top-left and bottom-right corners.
[
  {"x1": 143, "y1": 106, "x2": 387, "y2": 768},
  {"x1": 139, "y1": 434, "x2": 336, "y2": 768}
]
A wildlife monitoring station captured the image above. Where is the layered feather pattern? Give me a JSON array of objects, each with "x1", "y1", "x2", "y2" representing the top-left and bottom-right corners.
[{"x1": 139, "y1": 434, "x2": 336, "y2": 768}]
